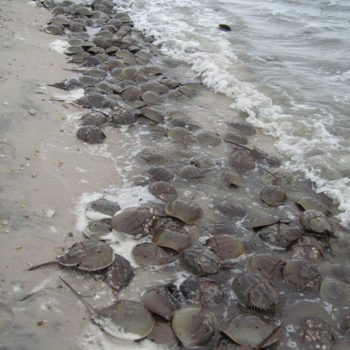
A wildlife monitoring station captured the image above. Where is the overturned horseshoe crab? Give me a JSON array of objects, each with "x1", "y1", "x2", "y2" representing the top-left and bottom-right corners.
[{"x1": 59, "y1": 277, "x2": 154, "y2": 340}]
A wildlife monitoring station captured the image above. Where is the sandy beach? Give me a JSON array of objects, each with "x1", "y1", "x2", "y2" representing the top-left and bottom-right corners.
[{"x1": 1, "y1": 0, "x2": 350, "y2": 349}]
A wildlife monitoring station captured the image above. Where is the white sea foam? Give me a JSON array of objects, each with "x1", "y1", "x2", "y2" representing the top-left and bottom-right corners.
[
  {"x1": 49, "y1": 39, "x2": 69, "y2": 54},
  {"x1": 116, "y1": 0, "x2": 350, "y2": 227}
]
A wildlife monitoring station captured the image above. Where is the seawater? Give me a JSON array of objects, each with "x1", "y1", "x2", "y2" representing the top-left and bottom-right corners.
[{"x1": 115, "y1": 0, "x2": 350, "y2": 227}]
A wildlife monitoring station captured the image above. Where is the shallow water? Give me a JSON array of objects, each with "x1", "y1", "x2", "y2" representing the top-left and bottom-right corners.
[{"x1": 116, "y1": 0, "x2": 350, "y2": 227}]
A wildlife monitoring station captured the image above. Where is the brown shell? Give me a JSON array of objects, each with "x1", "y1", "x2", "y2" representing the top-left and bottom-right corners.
[
  {"x1": 206, "y1": 235, "x2": 245, "y2": 260},
  {"x1": 165, "y1": 199, "x2": 202, "y2": 224},
  {"x1": 132, "y1": 243, "x2": 177, "y2": 267}
]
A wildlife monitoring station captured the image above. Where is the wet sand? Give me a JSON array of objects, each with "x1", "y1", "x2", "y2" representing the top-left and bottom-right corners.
[{"x1": 1, "y1": 1, "x2": 350, "y2": 350}]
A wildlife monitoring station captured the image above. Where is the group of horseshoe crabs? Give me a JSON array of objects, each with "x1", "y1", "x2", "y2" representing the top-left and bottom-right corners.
[{"x1": 27, "y1": 0, "x2": 350, "y2": 348}]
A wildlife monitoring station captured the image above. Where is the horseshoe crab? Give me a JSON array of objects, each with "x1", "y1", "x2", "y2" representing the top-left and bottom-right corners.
[
  {"x1": 282, "y1": 259, "x2": 321, "y2": 292},
  {"x1": 258, "y1": 223, "x2": 303, "y2": 249},
  {"x1": 111, "y1": 207, "x2": 159, "y2": 236},
  {"x1": 109, "y1": 106, "x2": 135, "y2": 125},
  {"x1": 59, "y1": 277, "x2": 154, "y2": 340},
  {"x1": 226, "y1": 121, "x2": 256, "y2": 136},
  {"x1": 140, "y1": 107, "x2": 164, "y2": 123},
  {"x1": 76, "y1": 126, "x2": 106, "y2": 144},
  {"x1": 196, "y1": 130, "x2": 221, "y2": 146},
  {"x1": 190, "y1": 155, "x2": 215, "y2": 169},
  {"x1": 80, "y1": 111, "x2": 108, "y2": 127},
  {"x1": 291, "y1": 236, "x2": 324, "y2": 260},
  {"x1": 214, "y1": 200, "x2": 246, "y2": 218},
  {"x1": 298, "y1": 317, "x2": 335, "y2": 350},
  {"x1": 28, "y1": 240, "x2": 114, "y2": 272},
  {"x1": 148, "y1": 181, "x2": 177, "y2": 202},
  {"x1": 141, "y1": 91, "x2": 163, "y2": 105},
  {"x1": 221, "y1": 170, "x2": 245, "y2": 187},
  {"x1": 180, "y1": 244, "x2": 221, "y2": 275},
  {"x1": 220, "y1": 315, "x2": 281, "y2": 349},
  {"x1": 146, "y1": 167, "x2": 174, "y2": 182},
  {"x1": 232, "y1": 272, "x2": 279, "y2": 312},
  {"x1": 172, "y1": 306, "x2": 216, "y2": 348},
  {"x1": 86, "y1": 198, "x2": 121, "y2": 218},
  {"x1": 223, "y1": 131, "x2": 248, "y2": 146},
  {"x1": 165, "y1": 199, "x2": 202, "y2": 224},
  {"x1": 141, "y1": 284, "x2": 181, "y2": 321},
  {"x1": 247, "y1": 254, "x2": 285, "y2": 282},
  {"x1": 121, "y1": 86, "x2": 142, "y2": 101},
  {"x1": 180, "y1": 277, "x2": 225, "y2": 309},
  {"x1": 106, "y1": 254, "x2": 134, "y2": 292},
  {"x1": 179, "y1": 165, "x2": 204, "y2": 180},
  {"x1": 147, "y1": 321, "x2": 178, "y2": 348},
  {"x1": 168, "y1": 127, "x2": 196, "y2": 144},
  {"x1": 299, "y1": 210, "x2": 332, "y2": 235},
  {"x1": 296, "y1": 196, "x2": 329, "y2": 214},
  {"x1": 132, "y1": 243, "x2": 177, "y2": 267},
  {"x1": 153, "y1": 228, "x2": 191, "y2": 253},
  {"x1": 228, "y1": 145, "x2": 256, "y2": 174},
  {"x1": 139, "y1": 148, "x2": 168, "y2": 165},
  {"x1": 206, "y1": 235, "x2": 245, "y2": 260},
  {"x1": 260, "y1": 185, "x2": 287, "y2": 207}
]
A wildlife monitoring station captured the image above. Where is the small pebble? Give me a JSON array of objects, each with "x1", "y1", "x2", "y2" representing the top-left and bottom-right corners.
[
  {"x1": 46, "y1": 209, "x2": 56, "y2": 218},
  {"x1": 29, "y1": 109, "x2": 37, "y2": 116}
]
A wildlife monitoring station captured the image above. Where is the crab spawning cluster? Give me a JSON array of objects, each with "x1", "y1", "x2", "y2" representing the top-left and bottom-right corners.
[{"x1": 28, "y1": 0, "x2": 350, "y2": 348}]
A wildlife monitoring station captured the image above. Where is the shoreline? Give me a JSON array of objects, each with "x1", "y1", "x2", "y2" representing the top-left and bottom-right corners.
[{"x1": 1, "y1": 0, "x2": 350, "y2": 349}]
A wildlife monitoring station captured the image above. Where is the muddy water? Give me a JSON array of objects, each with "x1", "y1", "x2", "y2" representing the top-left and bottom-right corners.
[{"x1": 1, "y1": 0, "x2": 350, "y2": 350}]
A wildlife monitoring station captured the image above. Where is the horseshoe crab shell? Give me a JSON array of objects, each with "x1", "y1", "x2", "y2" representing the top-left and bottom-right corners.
[
  {"x1": 179, "y1": 244, "x2": 221, "y2": 275},
  {"x1": 258, "y1": 223, "x2": 303, "y2": 249},
  {"x1": 148, "y1": 181, "x2": 177, "y2": 202},
  {"x1": 190, "y1": 155, "x2": 215, "y2": 169},
  {"x1": 179, "y1": 165, "x2": 204, "y2": 180},
  {"x1": 86, "y1": 198, "x2": 121, "y2": 218},
  {"x1": 299, "y1": 210, "x2": 331, "y2": 234},
  {"x1": 168, "y1": 127, "x2": 196, "y2": 144},
  {"x1": 146, "y1": 167, "x2": 174, "y2": 182},
  {"x1": 84, "y1": 219, "x2": 111, "y2": 239},
  {"x1": 206, "y1": 235, "x2": 245, "y2": 260},
  {"x1": 165, "y1": 199, "x2": 202, "y2": 224},
  {"x1": 139, "y1": 148, "x2": 168, "y2": 165},
  {"x1": 147, "y1": 321, "x2": 178, "y2": 348},
  {"x1": 111, "y1": 207, "x2": 159, "y2": 236},
  {"x1": 153, "y1": 229, "x2": 191, "y2": 253},
  {"x1": 59, "y1": 278, "x2": 155, "y2": 341},
  {"x1": 141, "y1": 284, "x2": 181, "y2": 321},
  {"x1": 232, "y1": 272, "x2": 279, "y2": 312},
  {"x1": 220, "y1": 315, "x2": 280, "y2": 348},
  {"x1": 172, "y1": 306, "x2": 216, "y2": 348},
  {"x1": 247, "y1": 254, "x2": 285, "y2": 282},
  {"x1": 132, "y1": 243, "x2": 177, "y2": 267},
  {"x1": 291, "y1": 236, "x2": 324, "y2": 260},
  {"x1": 196, "y1": 130, "x2": 221, "y2": 146},
  {"x1": 180, "y1": 277, "x2": 225, "y2": 309},
  {"x1": 260, "y1": 185, "x2": 287, "y2": 207},
  {"x1": 228, "y1": 145, "x2": 256, "y2": 174},
  {"x1": 221, "y1": 170, "x2": 245, "y2": 187},
  {"x1": 76, "y1": 126, "x2": 106, "y2": 144},
  {"x1": 282, "y1": 259, "x2": 321, "y2": 292},
  {"x1": 106, "y1": 254, "x2": 134, "y2": 292}
]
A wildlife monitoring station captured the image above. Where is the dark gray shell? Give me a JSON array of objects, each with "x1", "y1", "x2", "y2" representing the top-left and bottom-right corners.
[
  {"x1": 84, "y1": 219, "x2": 112, "y2": 239},
  {"x1": 258, "y1": 223, "x2": 303, "y2": 249},
  {"x1": 196, "y1": 130, "x2": 221, "y2": 146},
  {"x1": 299, "y1": 210, "x2": 331, "y2": 234},
  {"x1": 172, "y1": 306, "x2": 216, "y2": 348},
  {"x1": 80, "y1": 111, "x2": 108, "y2": 127},
  {"x1": 153, "y1": 228, "x2": 191, "y2": 253},
  {"x1": 320, "y1": 278, "x2": 350, "y2": 305},
  {"x1": 180, "y1": 277, "x2": 225, "y2": 309},
  {"x1": 148, "y1": 181, "x2": 177, "y2": 202},
  {"x1": 221, "y1": 170, "x2": 245, "y2": 187},
  {"x1": 206, "y1": 235, "x2": 245, "y2": 260},
  {"x1": 111, "y1": 207, "x2": 159, "y2": 236},
  {"x1": 95, "y1": 300, "x2": 155, "y2": 340},
  {"x1": 190, "y1": 155, "x2": 215, "y2": 169},
  {"x1": 57, "y1": 240, "x2": 114, "y2": 272},
  {"x1": 247, "y1": 254, "x2": 285, "y2": 282},
  {"x1": 140, "y1": 107, "x2": 164, "y2": 123},
  {"x1": 106, "y1": 254, "x2": 134, "y2": 292},
  {"x1": 87, "y1": 198, "x2": 121, "y2": 216},
  {"x1": 232, "y1": 272, "x2": 279, "y2": 312},
  {"x1": 165, "y1": 199, "x2": 202, "y2": 224},
  {"x1": 260, "y1": 185, "x2": 287, "y2": 207},
  {"x1": 76, "y1": 126, "x2": 106, "y2": 144},
  {"x1": 147, "y1": 321, "x2": 178, "y2": 348},
  {"x1": 179, "y1": 165, "x2": 204, "y2": 180},
  {"x1": 282, "y1": 259, "x2": 321, "y2": 292},
  {"x1": 220, "y1": 315, "x2": 280, "y2": 348},
  {"x1": 291, "y1": 236, "x2": 324, "y2": 260},
  {"x1": 146, "y1": 167, "x2": 174, "y2": 182},
  {"x1": 228, "y1": 145, "x2": 256, "y2": 173},
  {"x1": 132, "y1": 243, "x2": 177, "y2": 267},
  {"x1": 139, "y1": 148, "x2": 168, "y2": 165},
  {"x1": 180, "y1": 244, "x2": 221, "y2": 275},
  {"x1": 168, "y1": 127, "x2": 196, "y2": 144},
  {"x1": 141, "y1": 284, "x2": 181, "y2": 321}
]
